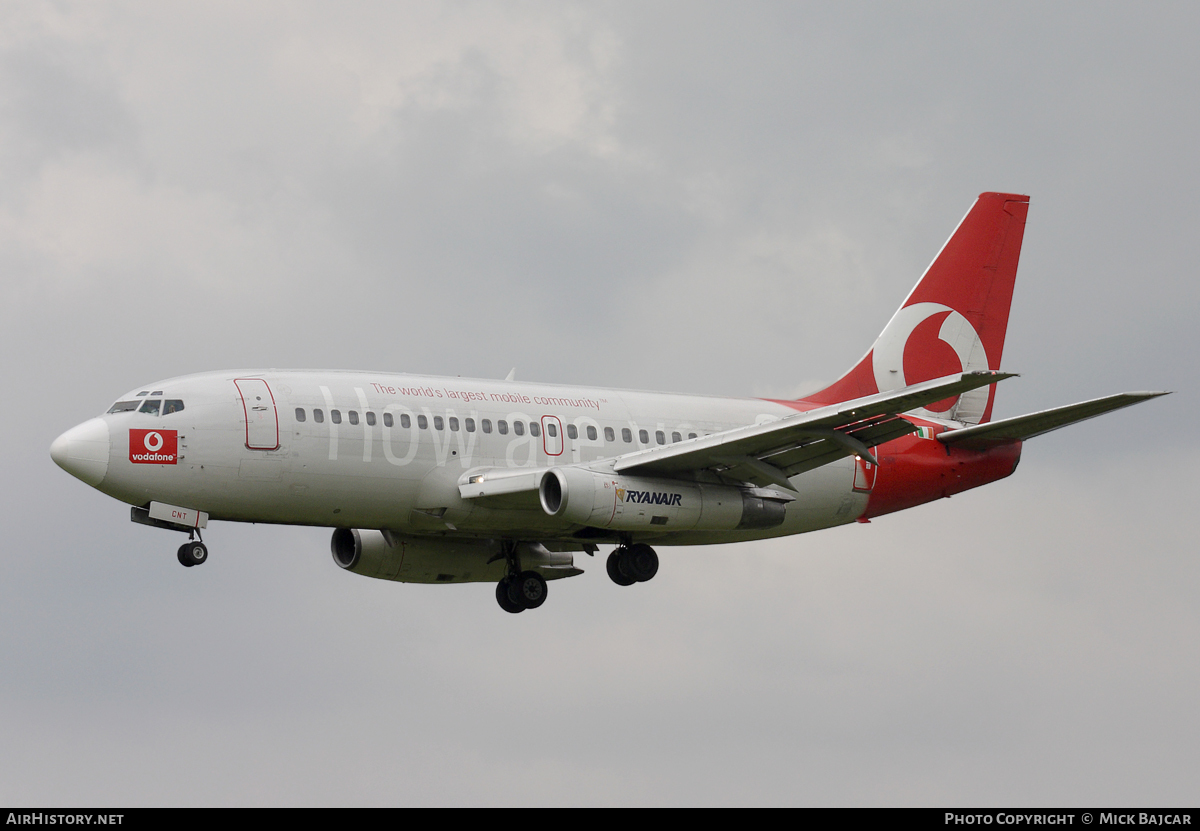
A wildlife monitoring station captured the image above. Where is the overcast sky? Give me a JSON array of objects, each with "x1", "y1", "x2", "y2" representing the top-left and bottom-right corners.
[{"x1": 2, "y1": 2, "x2": 1196, "y2": 807}]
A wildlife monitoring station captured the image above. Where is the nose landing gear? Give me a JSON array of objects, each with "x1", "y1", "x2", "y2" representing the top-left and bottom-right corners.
[
  {"x1": 177, "y1": 539, "x2": 208, "y2": 567},
  {"x1": 131, "y1": 505, "x2": 210, "y2": 569}
]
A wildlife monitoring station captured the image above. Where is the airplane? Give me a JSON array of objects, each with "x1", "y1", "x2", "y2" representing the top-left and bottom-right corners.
[{"x1": 50, "y1": 192, "x2": 1167, "y2": 613}]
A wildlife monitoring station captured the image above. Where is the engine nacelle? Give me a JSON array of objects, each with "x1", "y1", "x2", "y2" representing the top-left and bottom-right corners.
[
  {"x1": 538, "y1": 467, "x2": 789, "y2": 532},
  {"x1": 331, "y1": 529, "x2": 579, "y2": 584}
]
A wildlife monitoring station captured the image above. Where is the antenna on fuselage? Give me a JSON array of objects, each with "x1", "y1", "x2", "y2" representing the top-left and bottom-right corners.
[{"x1": 504, "y1": 368, "x2": 516, "y2": 382}]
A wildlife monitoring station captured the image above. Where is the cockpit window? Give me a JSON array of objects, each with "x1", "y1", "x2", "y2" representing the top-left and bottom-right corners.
[
  {"x1": 139, "y1": 400, "x2": 161, "y2": 415},
  {"x1": 107, "y1": 401, "x2": 140, "y2": 414},
  {"x1": 163, "y1": 400, "x2": 184, "y2": 415}
]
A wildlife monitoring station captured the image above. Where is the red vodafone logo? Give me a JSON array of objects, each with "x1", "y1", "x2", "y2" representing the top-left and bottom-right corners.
[
  {"x1": 903, "y1": 310, "x2": 965, "y2": 412},
  {"x1": 871, "y1": 301, "x2": 990, "y2": 419},
  {"x1": 129, "y1": 429, "x2": 178, "y2": 464}
]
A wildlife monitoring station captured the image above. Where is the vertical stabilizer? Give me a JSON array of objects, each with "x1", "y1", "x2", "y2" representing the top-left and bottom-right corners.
[{"x1": 802, "y1": 192, "x2": 1029, "y2": 424}]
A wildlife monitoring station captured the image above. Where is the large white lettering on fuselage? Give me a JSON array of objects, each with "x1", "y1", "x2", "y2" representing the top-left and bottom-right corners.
[
  {"x1": 382, "y1": 403, "x2": 419, "y2": 466},
  {"x1": 309, "y1": 389, "x2": 705, "y2": 470}
]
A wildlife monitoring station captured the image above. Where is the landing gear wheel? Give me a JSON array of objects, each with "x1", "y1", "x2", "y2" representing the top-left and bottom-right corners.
[
  {"x1": 178, "y1": 541, "x2": 208, "y2": 567},
  {"x1": 496, "y1": 577, "x2": 524, "y2": 614},
  {"x1": 516, "y1": 570, "x2": 548, "y2": 609},
  {"x1": 624, "y1": 543, "x2": 659, "y2": 582},
  {"x1": 607, "y1": 549, "x2": 636, "y2": 586}
]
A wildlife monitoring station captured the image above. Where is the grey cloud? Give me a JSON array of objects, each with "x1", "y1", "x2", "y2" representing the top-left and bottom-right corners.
[{"x1": 2, "y1": 1, "x2": 1195, "y2": 806}]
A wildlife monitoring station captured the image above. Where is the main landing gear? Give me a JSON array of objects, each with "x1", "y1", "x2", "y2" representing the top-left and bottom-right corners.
[
  {"x1": 607, "y1": 543, "x2": 659, "y2": 586},
  {"x1": 494, "y1": 541, "x2": 548, "y2": 614},
  {"x1": 496, "y1": 571, "x2": 548, "y2": 614},
  {"x1": 490, "y1": 540, "x2": 659, "y2": 612}
]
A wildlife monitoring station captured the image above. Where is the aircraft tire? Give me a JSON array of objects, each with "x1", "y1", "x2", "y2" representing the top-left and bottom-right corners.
[
  {"x1": 516, "y1": 570, "x2": 548, "y2": 609},
  {"x1": 607, "y1": 550, "x2": 636, "y2": 586},
  {"x1": 625, "y1": 543, "x2": 659, "y2": 582},
  {"x1": 496, "y1": 578, "x2": 524, "y2": 614},
  {"x1": 178, "y1": 541, "x2": 207, "y2": 567}
]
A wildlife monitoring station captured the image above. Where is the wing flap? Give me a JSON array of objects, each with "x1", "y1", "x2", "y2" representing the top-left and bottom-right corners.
[
  {"x1": 615, "y1": 371, "x2": 1014, "y2": 487},
  {"x1": 761, "y1": 415, "x2": 919, "y2": 478},
  {"x1": 937, "y1": 391, "x2": 1169, "y2": 450}
]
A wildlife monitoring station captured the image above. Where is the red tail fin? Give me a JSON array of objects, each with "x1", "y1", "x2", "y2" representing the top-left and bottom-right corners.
[{"x1": 802, "y1": 192, "x2": 1030, "y2": 424}]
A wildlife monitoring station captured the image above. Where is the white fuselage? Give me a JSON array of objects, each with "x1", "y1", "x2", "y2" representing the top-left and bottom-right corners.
[{"x1": 90, "y1": 369, "x2": 866, "y2": 548}]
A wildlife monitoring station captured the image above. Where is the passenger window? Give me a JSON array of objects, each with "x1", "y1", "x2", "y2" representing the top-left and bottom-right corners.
[
  {"x1": 401, "y1": 414, "x2": 411, "y2": 428},
  {"x1": 688, "y1": 433, "x2": 697, "y2": 440},
  {"x1": 384, "y1": 413, "x2": 393, "y2": 427},
  {"x1": 672, "y1": 432, "x2": 681, "y2": 443},
  {"x1": 314, "y1": 409, "x2": 324, "y2": 423},
  {"x1": 530, "y1": 422, "x2": 540, "y2": 437},
  {"x1": 433, "y1": 416, "x2": 444, "y2": 430},
  {"x1": 107, "y1": 401, "x2": 140, "y2": 413},
  {"x1": 566, "y1": 424, "x2": 577, "y2": 440},
  {"x1": 587, "y1": 425, "x2": 597, "y2": 441},
  {"x1": 295, "y1": 408, "x2": 306, "y2": 423},
  {"x1": 498, "y1": 420, "x2": 508, "y2": 435},
  {"x1": 639, "y1": 429, "x2": 648, "y2": 444},
  {"x1": 655, "y1": 430, "x2": 665, "y2": 445},
  {"x1": 449, "y1": 417, "x2": 459, "y2": 431},
  {"x1": 331, "y1": 410, "x2": 342, "y2": 424},
  {"x1": 465, "y1": 418, "x2": 475, "y2": 432},
  {"x1": 163, "y1": 400, "x2": 185, "y2": 415},
  {"x1": 622, "y1": 428, "x2": 632, "y2": 443},
  {"x1": 604, "y1": 427, "x2": 615, "y2": 442},
  {"x1": 139, "y1": 400, "x2": 160, "y2": 415},
  {"x1": 366, "y1": 412, "x2": 376, "y2": 426},
  {"x1": 513, "y1": 421, "x2": 525, "y2": 436},
  {"x1": 482, "y1": 419, "x2": 492, "y2": 434},
  {"x1": 418, "y1": 415, "x2": 428, "y2": 429},
  {"x1": 348, "y1": 411, "x2": 359, "y2": 425}
]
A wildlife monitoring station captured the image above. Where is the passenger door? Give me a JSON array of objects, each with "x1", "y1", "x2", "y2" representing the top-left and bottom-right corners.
[{"x1": 234, "y1": 378, "x2": 280, "y2": 450}]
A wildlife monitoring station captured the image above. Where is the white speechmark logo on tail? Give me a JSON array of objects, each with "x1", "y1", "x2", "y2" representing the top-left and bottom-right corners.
[
  {"x1": 144, "y1": 431, "x2": 163, "y2": 452},
  {"x1": 871, "y1": 302, "x2": 990, "y2": 423}
]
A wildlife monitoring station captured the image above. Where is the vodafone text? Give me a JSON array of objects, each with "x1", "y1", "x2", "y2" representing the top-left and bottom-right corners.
[{"x1": 128, "y1": 429, "x2": 177, "y2": 465}]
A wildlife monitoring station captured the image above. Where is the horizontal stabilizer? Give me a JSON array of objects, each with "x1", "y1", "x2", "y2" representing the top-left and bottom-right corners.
[{"x1": 937, "y1": 391, "x2": 1170, "y2": 450}]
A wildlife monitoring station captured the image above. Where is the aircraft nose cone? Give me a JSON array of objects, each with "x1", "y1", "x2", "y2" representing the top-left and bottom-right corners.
[{"x1": 50, "y1": 418, "x2": 110, "y2": 487}]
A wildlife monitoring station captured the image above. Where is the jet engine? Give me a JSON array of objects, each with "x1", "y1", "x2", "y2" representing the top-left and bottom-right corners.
[
  {"x1": 330, "y1": 528, "x2": 579, "y2": 584},
  {"x1": 537, "y1": 467, "x2": 790, "y2": 532}
]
